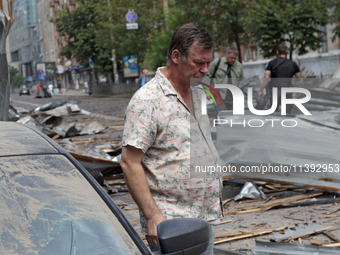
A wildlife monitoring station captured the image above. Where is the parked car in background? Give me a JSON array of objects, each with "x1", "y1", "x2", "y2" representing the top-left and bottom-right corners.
[
  {"x1": 19, "y1": 84, "x2": 30, "y2": 95},
  {"x1": 0, "y1": 122, "x2": 209, "y2": 255}
]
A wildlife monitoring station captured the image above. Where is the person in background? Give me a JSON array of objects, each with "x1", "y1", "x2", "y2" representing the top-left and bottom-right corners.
[
  {"x1": 259, "y1": 44, "x2": 301, "y2": 113},
  {"x1": 137, "y1": 69, "x2": 149, "y2": 89},
  {"x1": 206, "y1": 47, "x2": 244, "y2": 111},
  {"x1": 36, "y1": 84, "x2": 41, "y2": 97},
  {"x1": 42, "y1": 84, "x2": 47, "y2": 98},
  {"x1": 57, "y1": 81, "x2": 62, "y2": 93},
  {"x1": 48, "y1": 83, "x2": 54, "y2": 94}
]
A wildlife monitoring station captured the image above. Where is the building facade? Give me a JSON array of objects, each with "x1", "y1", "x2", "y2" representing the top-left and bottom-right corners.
[{"x1": 8, "y1": 0, "x2": 41, "y2": 80}]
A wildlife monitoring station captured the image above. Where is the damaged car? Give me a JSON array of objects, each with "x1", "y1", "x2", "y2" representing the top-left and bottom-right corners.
[{"x1": 0, "y1": 121, "x2": 211, "y2": 255}]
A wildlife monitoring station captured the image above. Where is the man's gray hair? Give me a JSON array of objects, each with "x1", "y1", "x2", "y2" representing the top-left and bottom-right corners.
[
  {"x1": 167, "y1": 23, "x2": 214, "y2": 64},
  {"x1": 227, "y1": 47, "x2": 239, "y2": 56}
]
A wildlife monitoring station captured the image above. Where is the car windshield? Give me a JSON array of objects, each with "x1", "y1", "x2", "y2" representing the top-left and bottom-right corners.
[{"x1": 0, "y1": 154, "x2": 141, "y2": 254}]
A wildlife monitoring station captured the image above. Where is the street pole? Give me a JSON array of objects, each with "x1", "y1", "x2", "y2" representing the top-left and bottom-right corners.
[{"x1": 107, "y1": 0, "x2": 119, "y2": 84}]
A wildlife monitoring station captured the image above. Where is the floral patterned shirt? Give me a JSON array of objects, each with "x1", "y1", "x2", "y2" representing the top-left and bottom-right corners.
[{"x1": 123, "y1": 67, "x2": 223, "y2": 232}]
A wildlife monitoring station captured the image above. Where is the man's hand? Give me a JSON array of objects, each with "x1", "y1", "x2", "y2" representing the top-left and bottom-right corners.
[
  {"x1": 146, "y1": 212, "x2": 167, "y2": 246},
  {"x1": 258, "y1": 90, "x2": 264, "y2": 97}
]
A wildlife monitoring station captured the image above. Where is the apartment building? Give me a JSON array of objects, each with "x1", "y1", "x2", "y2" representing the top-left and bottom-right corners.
[{"x1": 8, "y1": 0, "x2": 41, "y2": 79}]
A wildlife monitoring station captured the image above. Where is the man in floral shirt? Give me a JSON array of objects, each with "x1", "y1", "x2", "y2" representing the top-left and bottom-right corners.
[{"x1": 120, "y1": 23, "x2": 223, "y2": 254}]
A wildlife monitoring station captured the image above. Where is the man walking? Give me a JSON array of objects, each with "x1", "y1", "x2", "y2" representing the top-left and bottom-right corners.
[
  {"x1": 206, "y1": 47, "x2": 244, "y2": 110},
  {"x1": 120, "y1": 23, "x2": 222, "y2": 254},
  {"x1": 137, "y1": 69, "x2": 149, "y2": 89},
  {"x1": 259, "y1": 44, "x2": 301, "y2": 113}
]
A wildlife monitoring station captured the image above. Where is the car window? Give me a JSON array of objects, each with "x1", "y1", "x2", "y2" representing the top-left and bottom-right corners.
[{"x1": 0, "y1": 154, "x2": 141, "y2": 255}]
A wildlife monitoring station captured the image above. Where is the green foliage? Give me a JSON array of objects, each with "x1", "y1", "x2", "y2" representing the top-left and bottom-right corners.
[
  {"x1": 246, "y1": 0, "x2": 331, "y2": 59},
  {"x1": 52, "y1": 0, "x2": 113, "y2": 74},
  {"x1": 9, "y1": 67, "x2": 24, "y2": 88},
  {"x1": 97, "y1": 0, "x2": 164, "y2": 71},
  {"x1": 172, "y1": 0, "x2": 253, "y2": 63},
  {"x1": 329, "y1": 0, "x2": 340, "y2": 41},
  {"x1": 144, "y1": 1, "x2": 182, "y2": 70}
]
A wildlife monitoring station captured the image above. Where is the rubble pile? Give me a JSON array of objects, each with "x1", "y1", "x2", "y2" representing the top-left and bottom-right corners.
[{"x1": 11, "y1": 101, "x2": 125, "y2": 186}]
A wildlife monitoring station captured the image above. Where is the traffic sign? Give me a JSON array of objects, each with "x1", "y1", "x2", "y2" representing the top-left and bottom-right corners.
[
  {"x1": 126, "y1": 23, "x2": 138, "y2": 30},
  {"x1": 126, "y1": 11, "x2": 138, "y2": 23}
]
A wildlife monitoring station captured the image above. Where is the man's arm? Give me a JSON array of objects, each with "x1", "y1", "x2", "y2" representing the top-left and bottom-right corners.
[
  {"x1": 294, "y1": 72, "x2": 301, "y2": 79},
  {"x1": 120, "y1": 145, "x2": 166, "y2": 246},
  {"x1": 259, "y1": 70, "x2": 271, "y2": 97}
]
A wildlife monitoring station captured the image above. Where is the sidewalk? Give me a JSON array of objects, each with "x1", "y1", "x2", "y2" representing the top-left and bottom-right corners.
[{"x1": 53, "y1": 89, "x2": 89, "y2": 97}]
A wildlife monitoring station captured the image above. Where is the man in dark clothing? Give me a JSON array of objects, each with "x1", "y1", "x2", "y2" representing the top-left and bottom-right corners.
[{"x1": 259, "y1": 44, "x2": 301, "y2": 113}]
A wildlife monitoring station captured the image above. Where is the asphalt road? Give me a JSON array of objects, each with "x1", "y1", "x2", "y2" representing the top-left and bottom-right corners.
[{"x1": 10, "y1": 89, "x2": 132, "y2": 119}]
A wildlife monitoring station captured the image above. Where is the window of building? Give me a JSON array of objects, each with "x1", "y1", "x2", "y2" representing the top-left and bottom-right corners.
[
  {"x1": 252, "y1": 47, "x2": 257, "y2": 61},
  {"x1": 318, "y1": 25, "x2": 328, "y2": 53},
  {"x1": 244, "y1": 47, "x2": 250, "y2": 62},
  {"x1": 11, "y1": 51, "x2": 20, "y2": 62}
]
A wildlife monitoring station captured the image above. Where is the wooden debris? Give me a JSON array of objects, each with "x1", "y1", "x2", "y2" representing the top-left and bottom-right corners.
[
  {"x1": 310, "y1": 240, "x2": 330, "y2": 246},
  {"x1": 285, "y1": 226, "x2": 333, "y2": 242},
  {"x1": 225, "y1": 192, "x2": 323, "y2": 215},
  {"x1": 264, "y1": 195, "x2": 275, "y2": 203},
  {"x1": 325, "y1": 220, "x2": 340, "y2": 224},
  {"x1": 131, "y1": 221, "x2": 140, "y2": 225},
  {"x1": 215, "y1": 226, "x2": 294, "y2": 244},
  {"x1": 52, "y1": 134, "x2": 59, "y2": 140},
  {"x1": 253, "y1": 222, "x2": 267, "y2": 228},
  {"x1": 320, "y1": 214, "x2": 340, "y2": 219},
  {"x1": 222, "y1": 198, "x2": 233, "y2": 206},
  {"x1": 213, "y1": 219, "x2": 232, "y2": 226},
  {"x1": 323, "y1": 243, "x2": 340, "y2": 247},
  {"x1": 323, "y1": 231, "x2": 340, "y2": 243},
  {"x1": 324, "y1": 208, "x2": 340, "y2": 215},
  {"x1": 283, "y1": 216, "x2": 305, "y2": 222},
  {"x1": 214, "y1": 225, "x2": 295, "y2": 242}
]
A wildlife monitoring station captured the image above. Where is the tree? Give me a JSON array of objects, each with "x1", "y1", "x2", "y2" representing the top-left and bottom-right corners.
[
  {"x1": 172, "y1": 0, "x2": 253, "y2": 63},
  {"x1": 144, "y1": 1, "x2": 182, "y2": 70},
  {"x1": 329, "y1": 0, "x2": 340, "y2": 41},
  {"x1": 52, "y1": 0, "x2": 114, "y2": 74},
  {"x1": 97, "y1": 0, "x2": 164, "y2": 71},
  {"x1": 9, "y1": 67, "x2": 24, "y2": 88},
  {"x1": 246, "y1": 0, "x2": 331, "y2": 59}
]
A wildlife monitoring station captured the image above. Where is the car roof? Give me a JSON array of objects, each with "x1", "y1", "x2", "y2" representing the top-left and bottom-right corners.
[{"x1": 0, "y1": 122, "x2": 58, "y2": 156}]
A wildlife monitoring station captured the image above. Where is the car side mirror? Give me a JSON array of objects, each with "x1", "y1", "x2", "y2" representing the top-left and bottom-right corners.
[{"x1": 155, "y1": 218, "x2": 210, "y2": 255}]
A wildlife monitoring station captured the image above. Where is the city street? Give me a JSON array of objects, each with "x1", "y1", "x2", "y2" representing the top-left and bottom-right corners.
[
  {"x1": 9, "y1": 89, "x2": 340, "y2": 254},
  {"x1": 10, "y1": 89, "x2": 131, "y2": 120}
]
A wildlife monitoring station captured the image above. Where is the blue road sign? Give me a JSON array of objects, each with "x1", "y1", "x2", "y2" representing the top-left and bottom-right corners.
[{"x1": 126, "y1": 11, "x2": 138, "y2": 23}]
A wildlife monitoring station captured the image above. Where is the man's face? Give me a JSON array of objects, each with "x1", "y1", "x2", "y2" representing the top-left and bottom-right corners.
[
  {"x1": 226, "y1": 52, "x2": 237, "y2": 65},
  {"x1": 179, "y1": 41, "x2": 213, "y2": 81}
]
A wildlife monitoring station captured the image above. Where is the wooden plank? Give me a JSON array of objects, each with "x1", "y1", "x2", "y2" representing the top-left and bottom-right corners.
[
  {"x1": 213, "y1": 219, "x2": 232, "y2": 226},
  {"x1": 215, "y1": 225, "x2": 294, "y2": 239},
  {"x1": 323, "y1": 231, "x2": 340, "y2": 243},
  {"x1": 323, "y1": 243, "x2": 340, "y2": 247},
  {"x1": 226, "y1": 192, "x2": 323, "y2": 215},
  {"x1": 286, "y1": 226, "x2": 333, "y2": 242}
]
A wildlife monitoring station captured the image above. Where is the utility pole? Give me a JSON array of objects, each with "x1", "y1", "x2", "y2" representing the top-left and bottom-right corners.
[{"x1": 107, "y1": 0, "x2": 119, "y2": 83}]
